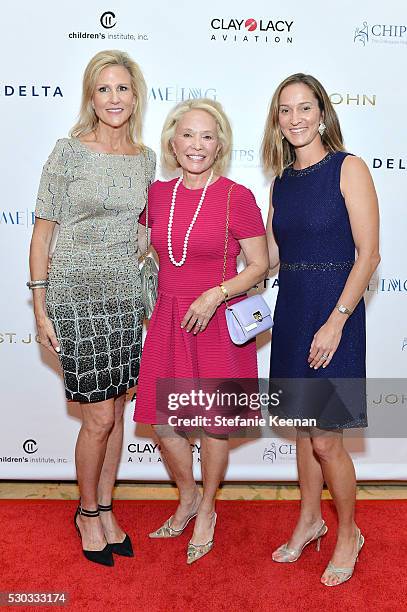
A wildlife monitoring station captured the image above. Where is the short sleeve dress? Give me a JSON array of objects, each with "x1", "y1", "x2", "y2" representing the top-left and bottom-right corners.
[
  {"x1": 35, "y1": 138, "x2": 156, "y2": 403},
  {"x1": 133, "y1": 176, "x2": 266, "y2": 425}
]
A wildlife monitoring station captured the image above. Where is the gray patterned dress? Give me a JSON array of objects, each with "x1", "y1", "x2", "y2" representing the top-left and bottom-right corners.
[{"x1": 35, "y1": 138, "x2": 156, "y2": 402}]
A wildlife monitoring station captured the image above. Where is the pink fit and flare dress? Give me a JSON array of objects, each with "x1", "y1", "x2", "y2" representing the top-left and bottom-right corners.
[{"x1": 133, "y1": 176, "x2": 266, "y2": 426}]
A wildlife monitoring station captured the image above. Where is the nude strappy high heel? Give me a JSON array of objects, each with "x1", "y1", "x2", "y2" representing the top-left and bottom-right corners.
[
  {"x1": 149, "y1": 511, "x2": 198, "y2": 538},
  {"x1": 272, "y1": 520, "x2": 328, "y2": 563},
  {"x1": 186, "y1": 512, "x2": 217, "y2": 565},
  {"x1": 321, "y1": 528, "x2": 365, "y2": 587}
]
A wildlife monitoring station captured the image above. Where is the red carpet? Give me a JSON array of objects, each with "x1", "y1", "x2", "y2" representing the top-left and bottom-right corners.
[{"x1": 1, "y1": 499, "x2": 406, "y2": 611}]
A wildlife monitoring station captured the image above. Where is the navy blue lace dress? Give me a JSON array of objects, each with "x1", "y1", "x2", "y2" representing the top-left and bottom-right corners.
[{"x1": 269, "y1": 152, "x2": 367, "y2": 429}]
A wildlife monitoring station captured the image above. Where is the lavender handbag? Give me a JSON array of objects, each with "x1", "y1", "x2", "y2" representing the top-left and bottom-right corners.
[{"x1": 222, "y1": 184, "x2": 273, "y2": 345}]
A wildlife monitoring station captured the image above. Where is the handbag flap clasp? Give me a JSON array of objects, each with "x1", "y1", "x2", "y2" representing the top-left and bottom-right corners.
[
  {"x1": 229, "y1": 295, "x2": 271, "y2": 330},
  {"x1": 253, "y1": 311, "x2": 263, "y2": 322}
]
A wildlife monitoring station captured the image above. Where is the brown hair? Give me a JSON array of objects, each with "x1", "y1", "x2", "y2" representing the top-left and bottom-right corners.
[
  {"x1": 261, "y1": 73, "x2": 344, "y2": 177},
  {"x1": 70, "y1": 50, "x2": 146, "y2": 147}
]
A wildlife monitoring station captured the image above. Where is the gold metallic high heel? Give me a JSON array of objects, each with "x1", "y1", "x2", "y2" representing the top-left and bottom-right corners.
[
  {"x1": 321, "y1": 528, "x2": 365, "y2": 587},
  {"x1": 149, "y1": 511, "x2": 198, "y2": 538},
  {"x1": 272, "y1": 520, "x2": 328, "y2": 563},
  {"x1": 187, "y1": 512, "x2": 217, "y2": 565}
]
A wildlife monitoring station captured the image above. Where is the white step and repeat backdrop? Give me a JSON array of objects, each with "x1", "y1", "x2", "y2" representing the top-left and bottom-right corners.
[{"x1": 1, "y1": 1, "x2": 406, "y2": 480}]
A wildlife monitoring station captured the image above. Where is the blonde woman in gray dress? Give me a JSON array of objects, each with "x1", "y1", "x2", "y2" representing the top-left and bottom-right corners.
[{"x1": 29, "y1": 50, "x2": 155, "y2": 566}]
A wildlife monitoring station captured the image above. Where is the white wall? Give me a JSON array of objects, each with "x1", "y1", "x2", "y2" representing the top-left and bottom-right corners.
[{"x1": 1, "y1": 0, "x2": 406, "y2": 479}]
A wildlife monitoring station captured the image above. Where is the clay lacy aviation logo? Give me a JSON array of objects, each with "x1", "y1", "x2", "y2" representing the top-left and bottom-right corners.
[
  {"x1": 127, "y1": 442, "x2": 200, "y2": 463},
  {"x1": 210, "y1": 17, "x2": 294, "y2": 44},
  {"x1": 354, "y1": 21, "x2": 407, "y2": 46}
]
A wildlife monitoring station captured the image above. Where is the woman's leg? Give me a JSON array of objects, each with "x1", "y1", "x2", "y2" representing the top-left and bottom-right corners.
[
  {"x1": 75, "y1": 398, "x2": 115, "y2": 550},
  {"x1": 190, "y1": 432, "x2": 228, "y2": 544},
  {"x1": 311, "y1": 430, "x2": 360, "y2": 586},
  {"x1": 153, "y1": 425, "x2": 201, "y2": 529},
  {"x1": 273, "y1": 428, "x2": 324, "y2": 558},
  {"x1": 97, "y1": 394, "x2": 128, "y2": 543}
]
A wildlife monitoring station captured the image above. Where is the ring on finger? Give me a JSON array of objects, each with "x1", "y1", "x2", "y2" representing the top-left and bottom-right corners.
[
  {"x1": 320, "y1": 353, "x2": 329, "y2": 361},
  {"x1": 197, "y1": 320, "x2": 202, "y2": 326}
]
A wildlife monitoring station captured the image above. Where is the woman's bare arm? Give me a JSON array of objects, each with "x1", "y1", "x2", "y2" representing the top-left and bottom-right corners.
[
  {"x1": 266, "y1": 179, "x2": 280, "y2": 270},
  {"x1": 29, "y1": 218, "x2": 60, "y2": 354},
  {"x1": 181, "y1": 234, "x2": 269, "y2": 333},
  {"x1": 308, "y1": 156, "x2": 380, "y2": 369}
]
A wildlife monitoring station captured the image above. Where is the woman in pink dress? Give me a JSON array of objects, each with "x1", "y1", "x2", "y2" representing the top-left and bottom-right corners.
[{"x1": 134, "y1": 98, "x2": 268, "y2": 563}]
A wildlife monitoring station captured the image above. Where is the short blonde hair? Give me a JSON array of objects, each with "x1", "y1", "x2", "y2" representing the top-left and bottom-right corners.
[
  {"x1": 161, "y1": 98, "x2": 232, "y2": 175},
  {"x1": 70, "y1": 50, "x2": 147, "y2": 146},
  {"x1": 261, "y1": 73, "x2": 345, "y2": 177}
]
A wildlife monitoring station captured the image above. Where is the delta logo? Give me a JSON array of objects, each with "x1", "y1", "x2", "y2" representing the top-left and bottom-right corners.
[{"x1": 210, "y1": 17, "x2": 294, "y2": 44}]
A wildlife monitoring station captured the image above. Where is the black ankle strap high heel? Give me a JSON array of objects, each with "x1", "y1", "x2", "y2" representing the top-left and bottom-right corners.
[
  {"x1": 74, "y1": 504, "x2": 114, "y2": 567},
  {"x1": 98, "y1": 501, "x2": 134, "y2": 557},
  {"x1": 77, "y1": 507, "x2": 100, "y2": 518}
]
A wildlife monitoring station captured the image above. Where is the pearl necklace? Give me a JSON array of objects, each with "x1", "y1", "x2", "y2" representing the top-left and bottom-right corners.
[{"x1": 167, "y1": 170, "x2": 214, "y2": 267}]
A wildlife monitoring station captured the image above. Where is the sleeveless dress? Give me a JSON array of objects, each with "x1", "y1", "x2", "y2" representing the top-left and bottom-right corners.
[
  {"x1": 35, "y1": 138, "x2": 156, "y2": 403},
  {"x1": 270, "y1": 152, "x2": 367, "y2": 429},
  {"x1": 133, "y1": 177, "x2": 266, "y2": 428}
]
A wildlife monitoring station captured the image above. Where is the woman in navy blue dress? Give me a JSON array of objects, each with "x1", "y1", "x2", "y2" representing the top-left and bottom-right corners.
[{"x1": 262, "y1": 74, "x2": 380, "y2": 586}]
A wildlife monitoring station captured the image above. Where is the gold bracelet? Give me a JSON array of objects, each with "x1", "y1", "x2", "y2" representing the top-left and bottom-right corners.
[{"x1": 219, "y1": 283, "x2": 228, "y2": 300}]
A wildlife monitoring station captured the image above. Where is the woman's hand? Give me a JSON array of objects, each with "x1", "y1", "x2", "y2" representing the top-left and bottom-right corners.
[
  {"x1": 181, "y1": 287, "x2": 223, "y2": 334},
  {"x1": 308, "y1": 320, "x2": 343, "y2": 369},
  {"x1": 35, "y1": 314, "x2": 60, "y2": 355}
]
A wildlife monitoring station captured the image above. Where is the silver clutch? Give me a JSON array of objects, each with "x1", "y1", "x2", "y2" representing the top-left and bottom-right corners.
[
  {"x1": 140, "y1": 253, "x2": 158, "y2": 319},
  {"x1": 139, "y1": 151, "x2": 158, "y2": 319}
]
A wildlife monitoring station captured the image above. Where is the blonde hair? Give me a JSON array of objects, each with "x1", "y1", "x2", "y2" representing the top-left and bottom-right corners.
[
  {"x1": 161, "y1": 98, "x2": 232, "y2": 175},
  {"x1": 70, "y1": 50, "x2": 147, "y2": 146},
  {"x1": 261, "y1": 73, "x2": 344, "y2": 177}
]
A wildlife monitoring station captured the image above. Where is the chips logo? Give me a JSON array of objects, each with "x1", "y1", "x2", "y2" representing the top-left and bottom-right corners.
[{"x1": 354, "y1": 20, "x2": 407, "y2": 46}]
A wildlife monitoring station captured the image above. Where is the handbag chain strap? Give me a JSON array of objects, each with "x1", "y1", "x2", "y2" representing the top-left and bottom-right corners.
[
  {"x1": 142, "y1": 150, "x2": 150, "y2": 259},
  {"x1": 221, "y1": 182, "x2": 259, "y2": 301},
  {"x1": 221, "y1": 183, "x2": 236, "y2": 301}
]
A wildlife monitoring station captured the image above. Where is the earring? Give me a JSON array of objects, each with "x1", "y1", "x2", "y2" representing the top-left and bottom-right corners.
[
  {"x1": 281, "y1": 133, "x2": 285, "y2": 141},
  {"x1": 318, "y1": 122, "x2": 326, "y2": 136}
]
